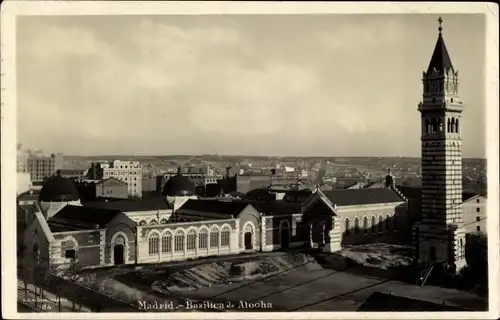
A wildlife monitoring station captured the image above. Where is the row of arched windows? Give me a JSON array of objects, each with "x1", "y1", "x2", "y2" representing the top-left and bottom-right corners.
[
  {"x1": 148, "y1": 227, "x2": 231, "y2": 255},
  {"x1": 344, "y1": 214, "x2": 397, "y2": 236},
  {"x1": 425, "y1": 117, "x2": 459, "y2": 134}
]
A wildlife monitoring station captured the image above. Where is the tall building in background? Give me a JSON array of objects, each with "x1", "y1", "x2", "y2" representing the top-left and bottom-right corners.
[
  {"x1": 16, "y1": 144, "x2": 28, "y2": 172},
  {"x1": 416, "y1": 18, "x2": 466, "y2": 272},
  {"x1": 88, "y1": 160, "x2": 143, "y2": 198},
  {"x1": 27, "y1": 153, "x2": 64, "y2": 182}
]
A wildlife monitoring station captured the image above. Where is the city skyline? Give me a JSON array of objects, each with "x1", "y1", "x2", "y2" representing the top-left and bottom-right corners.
[{"x1": 17, "y1": 14, "x2": 486, "y2": 157}]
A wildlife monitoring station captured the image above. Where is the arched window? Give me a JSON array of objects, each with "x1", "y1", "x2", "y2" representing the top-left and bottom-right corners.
[
  {"x1": 450, "y1": 118, "x2": 456, "y2": 133},
  {"x1": 139, "y1": 220, "x2": 147, "y2": 226},
  {"x1": 438, "y1": 118, "x2": 444, "y2": 132},
  {"x1": 354, "y1": 217, "x2": 360, "y2": 235},
  {"x1": 345, "y1": 218, "x2": 351, "y2": 236},
  {"x1": 149, "y1": 219, "x2": 158, "y2": 225},
  {"x1": 378, "y1": 215, "x2": 383, "y2": 232},
  {"x1": 148, "y1": 233, "x2": 159, "y2": 255},
  {"x1": 455, "y1": 118, "x2": 459, "y2": 133},
  {"x1": 425, "y1": 119, "x2": 430, "y2": 134},
  {"x1": 447, "y1": 118, "x2": 451, "y2": 133},
  {"x1": 371, "y1": 216, "x2": 376, "y2": 233},
  {"x1": 210, "y1": 227, "x2": 219, "y2": 248},
  {"x1": 363, "y1": 217, "x2": 368, "y2": 234},
  {"x1": 199, "y1": 229, "x2": 208, "y2": 249},
  {"x1": 385, "y1": 214, "x2": 391, "y2": 231},
  {"x1": 187, "y1": 229, "x2": 196, "y2": 251},
  {"x1": 221, "y1": 226, "x2": 231, "y2": 247},
  {"x1": 160, "y1": 219, "x2": 168, "y2": 224},
  {"x1": 174, "y1": 230, "x2": 185, "y2": 252},
  {"x1": 161, "y1": 232, "x2": 172, "y2": 253}
]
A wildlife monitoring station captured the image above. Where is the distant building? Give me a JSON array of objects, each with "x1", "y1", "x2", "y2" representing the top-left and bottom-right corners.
[
  {"x1": 88, "y1": 160, "x2": 142, "y2": 198},
  {"x1": 27, "y1": 153, "x2": 64, "y2": 182},
  {"x1": 75, "y1": 178, "x2": 129, "y2": 201},
  {"x1": 58, "y1": 169, "x2": 88, "y2": 180},
  {"x1": 17, "y1": 144, "x2": 28, "y2": 173}
]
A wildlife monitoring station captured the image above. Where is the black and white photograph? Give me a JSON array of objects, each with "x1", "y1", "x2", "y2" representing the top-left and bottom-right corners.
[{"x1": 1, "y1": 1, "x2": 499, "y2": 319}]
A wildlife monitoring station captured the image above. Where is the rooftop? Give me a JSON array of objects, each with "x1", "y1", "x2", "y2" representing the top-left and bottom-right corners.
[
  {"x1": 178, "y1": 199, "x2": 251, "y2": 217},
  {"x1": 49, "y1": 205, "x2": 122, "y2": 232},
  {"x1": 82, "y1": 197, "x2": 171, "y2": 212},
  {"x1": 322, "y1": 188, "x2": 405, "y2": 206}
]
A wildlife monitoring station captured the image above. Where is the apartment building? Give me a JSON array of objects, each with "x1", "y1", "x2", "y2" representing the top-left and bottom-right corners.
[
  {"x1": 27, "y1": 153, "x2": 64, "y2": 182},
  {"x1": 88, "y1": 160, "x2": 142, "y2": 198}
]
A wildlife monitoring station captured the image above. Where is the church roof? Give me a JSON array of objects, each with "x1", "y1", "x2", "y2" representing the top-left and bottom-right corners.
[
  {"x1": 426, "y1": 20, "x2": 454, "y2": 75},
  {"x1": 322, "y1": 188, "x2": 405, "y2": 206},
  {"x1": 82, "y1": 197, "x2": 171, "y2": 212},
  {"x1": 178, "y1": 199, "x2": 250, "y2": 217},
  {"x1": 48, "y1": 205, "x2": 121, "y2": 232},
  {"x1": 38, "y1": 172, "x2": 81, "y2": 202}
]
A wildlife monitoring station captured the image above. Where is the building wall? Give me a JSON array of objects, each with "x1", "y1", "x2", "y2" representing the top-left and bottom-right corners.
[
  {"x1": 52, "y1": 230, "x2": 103, "y2": 268},
  {"x1": 27, "y1": 153, "x2": 64, "y2": 182},
  {"x1": 125, "y1": 210, "x2": 173, "y2": 226},
  {"x1": 135, "y1": 219, "x2": 239, "y2": 264},
  {"x1": 462, "y1": 196, "x2": 487, "y2": 234},
  {"x1": 105, "y1": 213, "x2": 138, "y2": 265},
  {"x1": 17, "y1": 145, "x2": 29, "y2": 173},
  {"x1": 262, "y1": 214, "x2": 306, "y2": 251},
  {"x1": 91, "y1": 160, "x2": 143, "y2": 198},
  {"x1": 338, "y1": 202, "x2": 408, "y2": 246},
  {"x1": 96, "y1": 179, "x2": 128, "y2": 199},
  {"x1": 237, "y1": 205, "x2": 261, "y2": 251}
]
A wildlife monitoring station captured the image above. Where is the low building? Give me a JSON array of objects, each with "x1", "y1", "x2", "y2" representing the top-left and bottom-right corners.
[{"x1": 75, "y1": 178, "x2": 129, "y2": 201}]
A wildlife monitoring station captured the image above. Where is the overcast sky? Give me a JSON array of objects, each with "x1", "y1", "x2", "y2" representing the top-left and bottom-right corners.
[{"x1": 17, "y1": 14, "x2": 486, "y2": 158}]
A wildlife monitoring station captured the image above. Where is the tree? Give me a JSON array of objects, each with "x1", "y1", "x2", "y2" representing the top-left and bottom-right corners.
[{"x1": 457, "y1": 232, "x2": 488, "y2": 296}]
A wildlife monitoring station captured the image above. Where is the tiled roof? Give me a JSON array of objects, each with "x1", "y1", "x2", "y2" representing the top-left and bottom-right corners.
[
  {"x1": 321, "y1": 188, "x2": 404, "y2": 206},
  {"x1": 283, "y1": 189, "x2": 313, "y2": 203},
  {"x1": 49, "y1": 205, "x2": 121, "y2": 232},
  {"x1": 396, "y1": 185, "x2": 483, "y2": 202},
  {"x1": 82, "y1": 197, "x2": 171, "y2": 212},
  {"x1": 241, "y1": 200, "x2": 301, "y2": 216},
  {"x1": 178, "y1": 199, "x2": 250, "y2": 216},
  {"x1": 358, "y1": 292, "x2": 466, "y2": 311}
]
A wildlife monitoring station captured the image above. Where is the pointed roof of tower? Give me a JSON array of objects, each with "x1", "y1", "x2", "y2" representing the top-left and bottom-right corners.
[{"x1": 426, "y1": 17, "x2": 454, "y2": 75}]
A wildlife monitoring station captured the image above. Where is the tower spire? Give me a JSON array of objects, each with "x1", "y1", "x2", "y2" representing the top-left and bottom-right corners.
[{"x1": 426, "y1": 16, "x2": 453, "y2": 75}]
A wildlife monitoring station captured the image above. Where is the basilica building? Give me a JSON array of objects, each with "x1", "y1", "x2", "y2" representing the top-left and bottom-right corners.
[{"x1": 17, "y1": 19, "x2": 483, "y2": 280}]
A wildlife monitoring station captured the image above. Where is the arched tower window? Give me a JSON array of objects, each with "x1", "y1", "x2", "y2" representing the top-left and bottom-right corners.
[
  {"x1": 425, "y1": 119, "x2": 431, "y2": 134},
  {"x1": 345, "y1": 218, "x2": 350, "y2": 236},
  {"x1": 438, "y1": 118, "x2": 444, "y2": 132},
  {"x1": 450, "y1": 118, "x2": 456, "y2": 133},
  {"x1": 447, "y1": 118, "x2": 451, "y2": 133},
  {"x1": 455, "y1": 118, "x2": 459, "y2": 133}
]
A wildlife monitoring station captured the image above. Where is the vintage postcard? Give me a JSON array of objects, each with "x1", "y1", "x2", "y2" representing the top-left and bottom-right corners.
[{"x1": 1, "y1": 1, "x2": 499, "y2": 319}]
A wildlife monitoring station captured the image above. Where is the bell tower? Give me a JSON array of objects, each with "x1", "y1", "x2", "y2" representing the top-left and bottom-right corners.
[{"x1": 416, "y1": 17, "x2": 466, "y2": 272}]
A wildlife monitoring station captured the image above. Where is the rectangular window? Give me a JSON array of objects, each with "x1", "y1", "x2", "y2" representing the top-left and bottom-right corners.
[
  {"x1": 476, "y1": 226, "x2": 481, "y2": 232},
  {"x1": 476, "y1": 208, "x2": 480, "y2": 212}
]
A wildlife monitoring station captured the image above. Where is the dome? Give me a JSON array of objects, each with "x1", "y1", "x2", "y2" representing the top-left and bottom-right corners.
[
  {"x1": 162, "y1": 169, "x2": 196, "y2": 197},
  {"x1": 39, "y1": 171, "x2": 80, "y2": 202}
]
